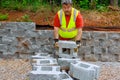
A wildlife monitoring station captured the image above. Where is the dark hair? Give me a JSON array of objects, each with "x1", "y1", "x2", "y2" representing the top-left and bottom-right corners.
[{"x1": 61, "y1": 0, "x2": 72, "y2": 4}]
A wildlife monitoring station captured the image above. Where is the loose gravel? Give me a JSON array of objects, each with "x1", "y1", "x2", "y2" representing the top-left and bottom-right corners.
[
  {"x1": 0, "y1": 59, "x2": 120, "y2": 80},
  {"x1": 0, "y1": 59, "x2": 31, "y2": 80}
]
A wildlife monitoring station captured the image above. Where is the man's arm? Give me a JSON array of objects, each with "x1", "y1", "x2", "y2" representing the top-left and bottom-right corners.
[
  {"x1": 75, "y1": 28, "x2": 82, "y2": 41},
  {"x1": 54, "y1": 27, "x2": 59, "y2": 39}
]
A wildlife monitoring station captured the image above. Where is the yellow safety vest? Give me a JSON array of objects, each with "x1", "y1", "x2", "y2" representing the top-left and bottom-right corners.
[{"x1": 58, "y1": 8, "x2": 79, "y2": 38}]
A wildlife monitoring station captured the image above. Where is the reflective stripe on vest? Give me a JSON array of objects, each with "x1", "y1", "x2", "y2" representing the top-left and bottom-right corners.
[{"x1": 58, "y1": 8, "x2": 79, "y2": 38}]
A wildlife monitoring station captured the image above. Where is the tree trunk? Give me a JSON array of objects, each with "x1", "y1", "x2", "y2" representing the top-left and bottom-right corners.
[
  {"x1": 110, "y1": 0, "x2": 118, "y2": 6},
  {"x1": 90, "y1": 0, "x2": 97, "y2": 9}
]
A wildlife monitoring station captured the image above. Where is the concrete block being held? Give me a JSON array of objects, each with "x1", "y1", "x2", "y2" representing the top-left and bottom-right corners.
[
  {"x1": 70, "y1": 61, "x2": 100, "y2": 80},
  {"x1": 58, "y1": 40, "x2": 77, "y2": 48}
]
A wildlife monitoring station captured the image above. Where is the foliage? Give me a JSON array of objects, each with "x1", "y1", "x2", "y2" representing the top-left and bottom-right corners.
[
  {"x1": 0, "y1": 0, "x2": 119, "y2": 12},
  {"x1": 0, "y1": 13, "x2": 8, "y2": 21},
  {"x1": 79, "y1": 0, "x2": 89, "y2": 9},
  {"x1": 17, "y1": 14, "x2": 32, "y2": 22}
]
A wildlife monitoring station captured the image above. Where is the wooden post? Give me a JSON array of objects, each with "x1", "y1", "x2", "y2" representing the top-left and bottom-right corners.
[{"x1": 110, "y1": 0, "x2": 118, "y2": 7}]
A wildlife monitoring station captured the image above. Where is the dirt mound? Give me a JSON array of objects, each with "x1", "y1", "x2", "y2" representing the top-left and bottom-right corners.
[{"x1": 0, "y1": 9, "x2": 120, "y2": 31}]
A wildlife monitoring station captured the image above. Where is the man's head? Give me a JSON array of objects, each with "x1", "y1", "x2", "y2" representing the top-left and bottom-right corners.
[{"x1": 61, "y1": 0, "x2": 72, "y2": 15}]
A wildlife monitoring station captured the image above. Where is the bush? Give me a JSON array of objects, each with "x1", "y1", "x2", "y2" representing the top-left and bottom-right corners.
[{"x1": 0, "y1": 13, "x2": 8, "y2": 21}]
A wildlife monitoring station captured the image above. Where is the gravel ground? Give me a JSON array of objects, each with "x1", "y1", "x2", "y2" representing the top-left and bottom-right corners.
[
  {"x1": 0, "y1": 59, "x2": 31, "y2": 80},
  {"x1": 90, "y1": 62, "x2": 120, "y2": 80},
  {"x1": 0, "y1": 59, "x2": 120, "y2": 80}
]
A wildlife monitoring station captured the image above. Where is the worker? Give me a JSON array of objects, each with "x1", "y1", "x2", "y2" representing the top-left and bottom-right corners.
[{"x1": 53, "y1": 0, "x2": 83, "y2": 53}]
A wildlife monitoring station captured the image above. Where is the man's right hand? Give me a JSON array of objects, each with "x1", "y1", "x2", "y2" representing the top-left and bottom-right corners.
[{"x1": 54, "y1": 39, "x2": 59, "y2": 48}]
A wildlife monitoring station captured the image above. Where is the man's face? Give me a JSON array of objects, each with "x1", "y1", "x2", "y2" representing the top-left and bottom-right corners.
[{"x1": 62, "y1": 4, "x2": 72, "y2": 15}]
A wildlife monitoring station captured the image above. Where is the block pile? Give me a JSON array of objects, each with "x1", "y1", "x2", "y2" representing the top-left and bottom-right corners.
[{"x1": 29, "y1": 41, "x2": 100, "y2": 80}]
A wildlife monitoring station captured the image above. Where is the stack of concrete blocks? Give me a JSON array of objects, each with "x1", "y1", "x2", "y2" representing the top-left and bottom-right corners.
[
  {"x1": 58, "y1": 40, "x2": 78, "y2": 58},
  {"x1": 69, "y1": 61, "x2": 100, "y2": 80},
  {"x1": 30, "y1": 52, "x2": 60, "y2": 80},
  {"x1": 30, "y1": 52, "x2": 73, "y2": 80}
]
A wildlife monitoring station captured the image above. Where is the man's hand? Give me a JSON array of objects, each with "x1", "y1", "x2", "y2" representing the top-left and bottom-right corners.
[
  {"x1": 76, "y1": 40, "x2": 81, "y2": 48},
  {"x1": 54, "y1": 39, "x2": 59, "y2": 48}
]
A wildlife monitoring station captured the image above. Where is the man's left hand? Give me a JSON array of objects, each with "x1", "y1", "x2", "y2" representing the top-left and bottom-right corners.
[{"x1": 76, "y1": 40, "x2": 81, "y2": 48}]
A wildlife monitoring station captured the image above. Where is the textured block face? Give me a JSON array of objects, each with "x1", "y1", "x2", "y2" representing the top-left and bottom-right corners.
[
  {"x1": 2, "y1": 36, "x2": 16, "y2": 44},
  {"x1": 58, "y1": 41, "x2": 77, "y2": 48},
  {"x1": 0, "y1": 29, "x2": 11, "y2": 36},
  {"x1": 0, "y1": 44, "x2": 7, "y2": 52},
  {"x1": 70, "y1": 61, "x2": 100, "y2": 80},
  {"x1": 0, "y1": 22, "x2": 120, "y2": 61}
]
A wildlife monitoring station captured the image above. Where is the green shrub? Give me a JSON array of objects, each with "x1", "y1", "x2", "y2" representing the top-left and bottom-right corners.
[
  {"x1": 0, "y1": 13, "x2": 8, "y2": 21},
  {"x1": 97, "y1": 5, "x2": 108, "y2": 12},
  {"x1": 79, "y1": 0, "x2": 89, "y2": 9},
  {"x1": 21, "y1": 14, "x2": 32, "y2": 22}
]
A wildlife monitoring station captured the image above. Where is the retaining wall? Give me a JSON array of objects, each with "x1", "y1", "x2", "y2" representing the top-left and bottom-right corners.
[{"x1": 0, "y1": 22, "x2": 120, "y2": 61}]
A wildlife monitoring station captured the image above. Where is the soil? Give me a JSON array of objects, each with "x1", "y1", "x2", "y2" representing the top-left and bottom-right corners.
[{"x1": 0, "y1": 9, "x2": 120, "y2": 31}]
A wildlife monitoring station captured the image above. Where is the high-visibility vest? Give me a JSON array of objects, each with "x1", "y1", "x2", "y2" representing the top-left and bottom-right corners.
[{"x1": 58, "y1": 8, "x2": 79, "y2": 38}]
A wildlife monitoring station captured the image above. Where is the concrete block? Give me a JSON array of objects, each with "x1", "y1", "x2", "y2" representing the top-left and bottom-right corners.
[
  {"x1": 0, "y1": 22, "x2": 5, "y2": 29},
  {"x1": 32, "y1": 59, "x2": 58, "y2": 66},
  {"x1": 79, "y1": 46, "x2": 91, "y2": 54},
  {"x1": 38, "y1": 30, "x2": 54, "y2": 38},
  {"x1": 2, "y1": 52, "x2": 15, "y2": 55},
  {"x1": 29, "y1": 37, "x2": 36, "y2": 45},
  {"x1": 0, "y1": 36, "x2": 2, "y2": 44},
  {"x1": 29, "y1": 66, "x2": 61, "y2": 80},
  {"x1": 82, "y1": 31, "x2": 91, "y2": 40},
  {"x1": 4, "y1": 22, "x2": 17, "y2": 30},
  {"x1": 84, "y1": 54, "x2": 98, "y2": 61},
  {"x1": 108, "y1": 33, "x2": 120, "y2": 39},
  {"x1": 58, "y1": 48, "x2": 78, "y2": 58},
  {"x1": 25, "y1": 30, "x2": 39, "y2": 38},
  {"x1": 0, "y1": 29, "x2": 11, "y2": 36},
  {"x1": 108, "y1": 46, "x2": 120, "y2": 54},
  {"x1": 59, "y1": 71, "x2": 73, "y2": 80},
  {"x1": 16, "y1": 22, "x2": 35, "y2": 30},
  {"x1": 2, "y1": 36, "x2": 16, "y2": 44},
  {"x1": 58, "y1": 58, "x2": 80, "y2": 70},
  {"x1": 11, "y1": 30, "x2": 26, "y2": 37},
  {"x1": 70, "y1": 61, "x2": 100, "y2": 80},
  {"x1": 58, "y1": 40, "x2": 77, "y2": 48},
  {"x1": 30, "y1": 45, "x2": 40, "y2": 52},
  {"x1": 31, "y1": 53, "x2": 52, "y2": 59},
  {"x1": 58, "y1": 52, "x2": 77, "y2": 59},
  {"x1": 94, "y1": 47, "x2": 106, "y2": 54},
  {"x1": 0, "y1": 44, "x2": 8, "y2": 51},
  {"x1": 91, "y1": 32, "x2": 107, "y2": 40}
]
